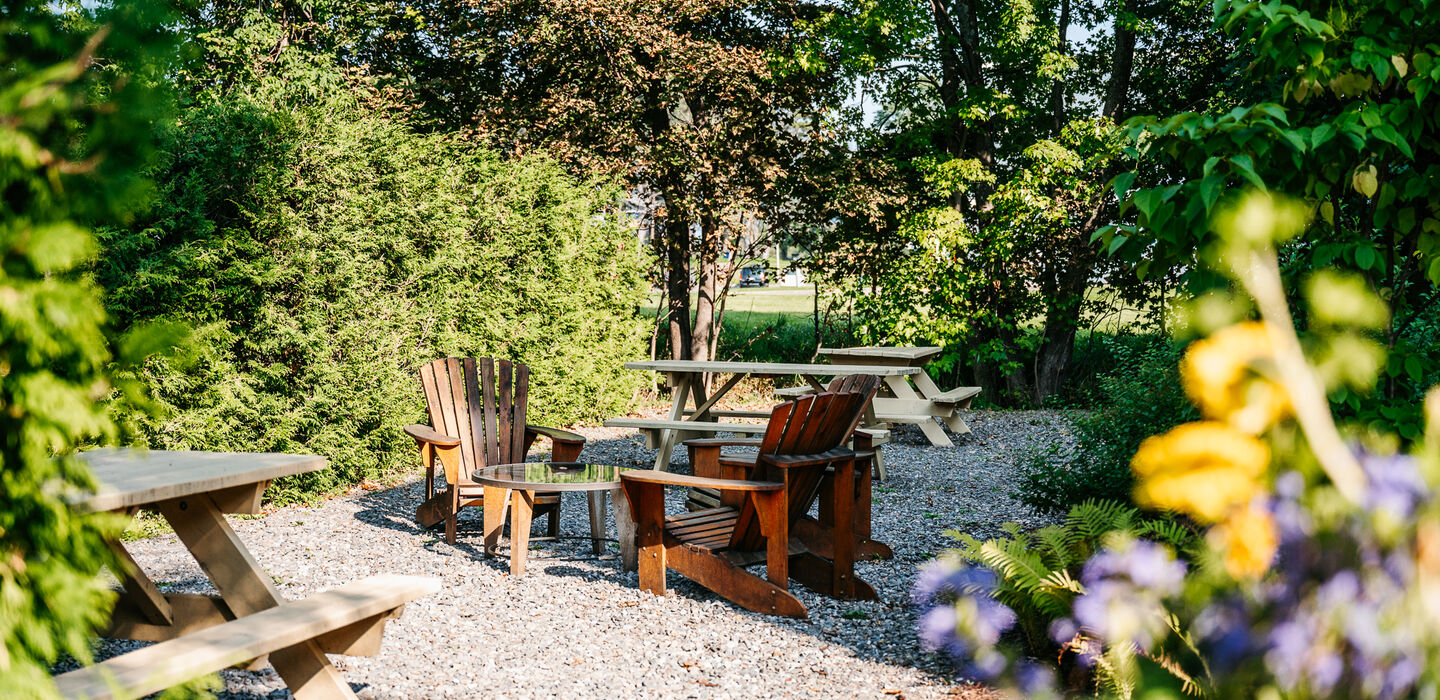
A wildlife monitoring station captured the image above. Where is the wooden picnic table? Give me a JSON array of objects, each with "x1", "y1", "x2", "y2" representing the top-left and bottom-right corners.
[
  {"x1": 609, "y1": 360, "x2": 919, "y2": 471},
  {"x1": 815, "y1": 346, "x2": 981, "y2": 446},
  {"x1": 62, "y1": 449, "x2": 437, "y2": 699}
]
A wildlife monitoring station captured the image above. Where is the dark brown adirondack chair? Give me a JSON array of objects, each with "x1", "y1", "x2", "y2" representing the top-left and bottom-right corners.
[
  {"x1": 683, "y1": 374, "x2": 892, "y2": 561},
  {"x1": 620, "y1": 390, "x2": 879, "y2": 618},
  {"x1": 403, "y1": 358, "x2": 586, "y2": 544}
]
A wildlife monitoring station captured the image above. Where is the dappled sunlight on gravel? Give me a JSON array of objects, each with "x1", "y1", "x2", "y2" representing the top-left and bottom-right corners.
[{"x1": 97, "y1": 410, "x2": 1068, "y2": 698}]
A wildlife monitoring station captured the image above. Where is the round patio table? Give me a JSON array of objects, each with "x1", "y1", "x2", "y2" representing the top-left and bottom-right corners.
[{"x1": 472, "y1": 462, "x2": 637, "y2": 576}]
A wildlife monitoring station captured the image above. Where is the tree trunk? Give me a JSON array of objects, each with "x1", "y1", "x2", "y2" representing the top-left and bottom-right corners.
[
  {"x1": 691, "y1": 212, "x2": 721, "y2": 365},
  {"x1": 1033, "y1": 279, "x2": 1085, "y2": 405},
  {"x1": 1051, "y1": 0, "x2": 1071, "y2": 136},
  {"x1": 663, "y1": 214, "x2": 693, "y2": 361},
  {"x1": 1103, "y1": 0, "x2": 1136, "y2": 120}
]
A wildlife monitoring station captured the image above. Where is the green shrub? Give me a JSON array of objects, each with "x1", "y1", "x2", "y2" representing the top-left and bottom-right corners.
[
  {"x1": 99, "y1": 65, "x2": 649, "y2": 502},
  {"x1": 1016, "y1": 335, "x2": 1197, "y2": 513}
]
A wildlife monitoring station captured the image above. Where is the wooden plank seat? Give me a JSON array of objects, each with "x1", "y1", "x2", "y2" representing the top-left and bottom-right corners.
[
  {"x1": 621, "y1": 388, "x2": 882, "y2": 618},
  {"x1": 406, "y1": 357, "x2": 585, "y2": 544},
  {"x1": 56, "y1": 574, "x2": 440, "y2": 700}
]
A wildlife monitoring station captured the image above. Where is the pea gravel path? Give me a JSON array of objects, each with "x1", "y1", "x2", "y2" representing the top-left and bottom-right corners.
[{"x1": 97, "y1": 409, "x2": 1072, "y2": 699}]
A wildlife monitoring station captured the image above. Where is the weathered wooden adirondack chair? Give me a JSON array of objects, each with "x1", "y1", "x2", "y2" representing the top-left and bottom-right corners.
[
  {"x1": 621, "y1": 389, "x2": 879, "y2": 618},
  {"x1": 683, "y1": 374, "x2": 893, "y2": 561},
  {"x1": 404, "y1": 358, "x2": 586, "y2": 544}
]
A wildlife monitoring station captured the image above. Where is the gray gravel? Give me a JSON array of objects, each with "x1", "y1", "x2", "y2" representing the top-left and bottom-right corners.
[{"x1": 94, "y1": 409, "x2": 1072, "y2": 698}]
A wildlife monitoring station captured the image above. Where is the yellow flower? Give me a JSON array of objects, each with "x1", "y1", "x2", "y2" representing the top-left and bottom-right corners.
[
  {"x1": 1180, "y1": 322, "x2": 1290, "y2": 434},
  {"x1": 1132, "y1": 421, "x2": 1270, "y2": 523},
  {"x1": 1210, "y1": 505, "x2": 1278, "y2": 579}
]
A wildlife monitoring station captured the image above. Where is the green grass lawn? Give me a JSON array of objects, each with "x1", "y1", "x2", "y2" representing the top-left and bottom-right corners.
[{"x1": 643, "y1": 287, "x2": 821, "y2": 331}]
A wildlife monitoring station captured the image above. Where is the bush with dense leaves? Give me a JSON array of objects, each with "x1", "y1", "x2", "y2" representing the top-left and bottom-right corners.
[
  {"x1": 1016, "y1": 335, "x2": 1197, "y2": 513},
  {"x1": 99, "y1": 69, "x2": 649, "y2": 502}
]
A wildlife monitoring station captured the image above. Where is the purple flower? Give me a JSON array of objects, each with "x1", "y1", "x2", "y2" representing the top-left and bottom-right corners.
[
  {"x1": 1355, "y1": 448, "x2": 1429, "y2": 518},
  {"x1": 1067, "y1": 540, "x2": 1186, "y2": 651},
  {"x1": 912, "y1": 558, "x2": 1017, "y2": 680},
  {"x1": 912, "y1": 558, "x2": 997, "y2": 606}
]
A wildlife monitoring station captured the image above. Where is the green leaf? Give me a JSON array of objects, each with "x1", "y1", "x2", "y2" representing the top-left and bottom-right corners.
[
  {"x1": 1200, "y1": 175, "x2": 1225, "y2": 212},
  {"x1": 1229, "y1": 154, "x2": 1266, "y2": 189},
  {"x1": 1355, "y1": 245, "x2": 1376, "y2": 270},
  {"x1": 1111, "y1": 171, "x2": 1136, "y2": 202}
]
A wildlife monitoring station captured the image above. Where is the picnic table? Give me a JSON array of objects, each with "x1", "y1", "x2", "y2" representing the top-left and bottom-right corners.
[
  {"x1": 57, "y1": 449, "x2": 438, "y2": 699},
  {"x1": 775, "y1": 346, "x2": 980, "y2": 447},
  {"x1": 607, "y1": 360, "x2": 920, "y2": 470}
]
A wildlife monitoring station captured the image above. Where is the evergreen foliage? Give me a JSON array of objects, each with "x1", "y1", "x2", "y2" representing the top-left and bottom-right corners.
[
  {"x1": 98, "y1": 43, "x2": 650, "y2": 501},
  {"x1": 0, "y1": 1, "x2": 176, "y2": 695}
]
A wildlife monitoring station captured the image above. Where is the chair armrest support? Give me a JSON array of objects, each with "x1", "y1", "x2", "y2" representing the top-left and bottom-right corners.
[
  {"x1": 759, "y1": 448, "x2": 855, "y2": 469},
  {"x1": 681, "y1": 437, "x2": 763, "y2": 449},
  {"x1": 404, "y1": 424, "x2": 461, "y2": 447},
  {"x1": 621, "y1": 470, "x2": 783, "y2": 492},
  {"x1": 525, "y1": 425, "x2": 586, "y2": 445}
]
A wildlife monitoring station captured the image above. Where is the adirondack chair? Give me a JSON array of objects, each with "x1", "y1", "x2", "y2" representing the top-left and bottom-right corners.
[
  {"x1": 403, "y1": 357, "x2": 586, "y2": 544},
  {"x1": 683, "y1": 374, "x2": 893, "y2": 561},
  {"x1": 620, "y1": 390, "x2": 879, "y2": 618}
]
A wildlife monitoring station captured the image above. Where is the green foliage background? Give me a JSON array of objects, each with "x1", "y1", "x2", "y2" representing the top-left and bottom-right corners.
[
  {"x1": 98, "y1": 48, "x2": 650, "y2": 502},
  {"x1": 1016, "y1": 336, "x2": 1197, "y2": 513}
]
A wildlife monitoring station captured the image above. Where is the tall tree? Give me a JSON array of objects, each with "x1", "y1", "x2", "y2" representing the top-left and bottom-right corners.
[
  {"x1": 336, "y1": 0, "x2": 852, "y2": 363},
  {"x1": 816, "y1": 0, "x2": 1232, "y2": 404}
]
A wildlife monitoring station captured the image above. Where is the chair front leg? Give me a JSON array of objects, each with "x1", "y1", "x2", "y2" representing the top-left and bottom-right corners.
[
  {"x1": 622, "y1": 479, "x2": 667, "y2": 595},
  {"x1": 552, "y1": 439, "x2": 584, "y2": 463},
  {"x1": 417, "y1": 442, "x2": 435, "y2": 499},
  {"x1": 830, "y1": 457, "x2": 856, "y2": 598},
  {"x1": 752, "y1": 490, "x2": 789, "y2": 588}
]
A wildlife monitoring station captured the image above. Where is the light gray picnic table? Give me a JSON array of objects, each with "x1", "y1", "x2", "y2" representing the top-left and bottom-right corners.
[
  {"x1": 69, "y1": 449, "x2": 435, "y2": 699},
  {"x1": 609, "y1": 360, "x2": 919, "y2": 470},
  {"x1": 777, "y1": 346, "x2": 982, "y2": 447}
]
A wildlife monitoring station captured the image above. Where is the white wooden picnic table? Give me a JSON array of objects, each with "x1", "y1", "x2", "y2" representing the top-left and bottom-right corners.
[
  {"x1": 778, "y1": 346, "x2": 982, "y2": 447},
  {"x1": 609, "y1": 360, "x2": 920, "y2": 471},
  {"x1": 63, "y1": 449, "x2": 438, "y2": 699}
]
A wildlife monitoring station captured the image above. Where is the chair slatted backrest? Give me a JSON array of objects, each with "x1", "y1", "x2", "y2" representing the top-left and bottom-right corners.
[
  {"x1": 728, "y1": 384, "x2": 875, "y2": 551},
  {"x1": 418, "y1": 358, "x2": 531, "y2": 478}
]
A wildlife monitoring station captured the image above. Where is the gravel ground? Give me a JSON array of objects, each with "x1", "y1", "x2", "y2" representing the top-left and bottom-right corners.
[{"x1": 93, "y1": 409, "x2": 1073, "y2": 699}]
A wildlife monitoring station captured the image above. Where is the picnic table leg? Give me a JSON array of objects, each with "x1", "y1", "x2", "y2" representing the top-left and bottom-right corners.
[
  {"x1": 910, "y1": 370, "x2": 972, "y2": 434},
  {"x1": 881, "y1": 375, "x2": 954, "y2": 447},
  {"x1": 610, "y1": 486, "x2": 638, "y2": 572},
  {"x1": 482, "y1": 486, "x2": 510, "y2": 557},
  {"x1": 653, "y1": 373, "x2": 693, "y2": 471},
  {"x1": 159, "y1": 495, "x2": 357, "y2": 700}
]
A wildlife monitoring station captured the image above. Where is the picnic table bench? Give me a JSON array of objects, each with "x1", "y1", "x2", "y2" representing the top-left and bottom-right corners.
[
  {"x1": 606, "y1": 360, "x2": 918, "y2": 471},
  {"x1": 58, "y1": 449, "x2": 440, "y2": 699},
  {"x1": 775, "y1": 346, "x2": 981, "y2": 447}
]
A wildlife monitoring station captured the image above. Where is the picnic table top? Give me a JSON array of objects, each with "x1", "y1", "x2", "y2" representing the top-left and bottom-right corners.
[
  {"x1": 623, "y1": 360, "x2": 919, "y2": 376},
  {"x1": 818, "y1": 346, "x2": 943, "y2": 361},
  {"x1": 76, "y1": 449, "x2": 327, "y2": 512}
]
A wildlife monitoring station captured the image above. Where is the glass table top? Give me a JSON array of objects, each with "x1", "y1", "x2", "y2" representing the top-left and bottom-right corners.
[{"x1": 471, "y1": 462, "x2": 632, "y2": 491}]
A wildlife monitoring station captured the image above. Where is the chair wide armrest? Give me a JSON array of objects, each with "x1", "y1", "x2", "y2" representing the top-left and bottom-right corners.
[
  {"x1": 404, "y1": 424, "x2": 461, "y2": 447},
  {"x1": 621, "y1": 469, "x2": 783, "y2": 493},
  {"x1": 682, "y1": 437, "x2": 763, "y2": 449},
  {"x1": 525, "y1": 425, "x2": 586, "y2": 445}
]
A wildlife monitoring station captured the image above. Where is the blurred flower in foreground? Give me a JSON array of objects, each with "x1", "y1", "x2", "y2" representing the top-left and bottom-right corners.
[
  {"x1": 1181, "y1": 321, "x2": 1290, "y2": 433},
  {"x1": 1132, "y1": 421, "x2": 1270, "y2": 522},
  {"x1": 1068, "y1": 539, "x2": 1186, "y2": 651},
  {"x1": 912, "y1": 558, "x2": 1016, "y2": 679},
  {"x1": 1355, "y1": 449, "x2": 1427, "y2": 519},
  {"x1": 1209, "y1": 503, "x2": 1278, "y2": 579}
]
